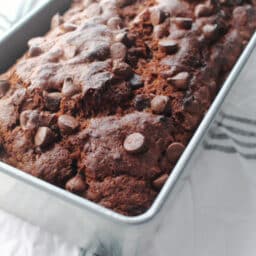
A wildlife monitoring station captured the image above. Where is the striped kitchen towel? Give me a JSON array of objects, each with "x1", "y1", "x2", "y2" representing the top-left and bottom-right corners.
[
  {"x1": 205, "y1": 111, "x2": 256, "y2": 159},
  {"x1": 203, "y1": 49, "x2": 256, "y2": 160}
]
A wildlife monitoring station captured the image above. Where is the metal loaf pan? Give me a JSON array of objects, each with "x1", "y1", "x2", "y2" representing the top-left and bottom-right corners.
[{"x1": 0, "y1": 1, "x2": 256, "y2": 255}]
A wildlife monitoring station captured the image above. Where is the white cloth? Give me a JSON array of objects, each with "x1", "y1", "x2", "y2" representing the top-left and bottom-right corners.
[{"x1": 1, "y1": 1, "x2": 256, "y2": 256}]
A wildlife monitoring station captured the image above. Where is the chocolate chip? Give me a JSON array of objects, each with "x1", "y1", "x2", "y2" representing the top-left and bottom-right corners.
[
  {"x1": 134, "y1": 94, "x2": 150, "y2": 111},
  {"x1": 88, "y1": 43, "x2": 110, "y2": 61},
  {"x1": 150, "y1": 8, "x2": 166, "y2": 25},
  {"x1": 20, "y1": 110, "x2": 40, "y2": 131},
  {"x1": 62, "y1": 23, "x2": 77, "y2": 32},
  {"x1": 194, "y1": 4, "x2": 213, "y2": 17},
  {"x1": 62, "y1": 77, "x2": 80, "y2": 97},
  {"x1": 172, "y1": 17, "x2": 193, "y2": 29},
  {"x1": 158, "y1": 39, "x2": 178, "y2": 54},
  {"x1": 65, "y1": 175, "x2": 87, "y2": 193},
  {"x1": 129, "y1": 74, "x2": 144, "y2": 89},
  {"x1": 124, "y1": 132, "x2": 146, "y2": 154},
  {"x1": 107, "y1": 17, "x2": 123, "y2": 29},
  {"x1": 151, "y1": 95, "x2": 169, "y2": 114},
  {"x1": 110, "y1": 42, "x2": 127, "y2": 60},
  {"x1": 153, "y1": 174, "x2": 169, "y2": 189},
  {"x1": 183, "y1": 96, "x2": 200, "y2": 113},
  {"x1": 51, "y1": 13, "x2": 64, "y2": 29},
  {"x1": 202, "y1": 24, "x2": 219, "y2": 42},
  {"x1": 28, "y1": 46, "x2": 43, "y2": 57},
  {"x1": 34, "y1": 127, "x2": 55, "y2": 147},
  {"x1": 44, "y1": 92, "x2": 62, "y2": 111},
  {"x1": 0, "y1": 80, "x2": 10, "y2": 97},
  {"x1": 166, "y1": 142, "x2": 185, "y2": 162},
  {"x1": 168, "y1": 72, "x2": 190, "y2": 90},
  {"x1": 112, "y1": 61, "x2": 133, "y2": 79},
  {"x1": 58, "y1": 114, "x2": 79, "y2": 135}
]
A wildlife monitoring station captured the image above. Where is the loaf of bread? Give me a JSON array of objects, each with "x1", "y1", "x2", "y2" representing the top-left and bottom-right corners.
[{"x1": 0, "y1": 0, "x2": 255, "y2": 216}]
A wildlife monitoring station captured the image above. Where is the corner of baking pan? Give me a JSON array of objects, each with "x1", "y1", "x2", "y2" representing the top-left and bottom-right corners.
[{"x1": 0, "y1": 3, "x2": 256, "y2": 225}]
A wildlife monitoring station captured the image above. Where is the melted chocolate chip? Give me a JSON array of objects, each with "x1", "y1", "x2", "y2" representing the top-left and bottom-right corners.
[
  {"x1": 166, "y1": 142, "x2": 185, "y2": 162},
  {"x1": 58, "y1": 114, "x2": 79, "y2": 134},
  {"x1": 34, "y1": 127, "x2": 55, "y2": 147},
  {"x1": 168, "y1": 72, "x2": 190, "y2": 90},
  {"x1": 153, "y1": 174, "x2": 169, "y2": 189},
  {"x1": 124, "y1": 132, "x2": 146, "y2": 154}
]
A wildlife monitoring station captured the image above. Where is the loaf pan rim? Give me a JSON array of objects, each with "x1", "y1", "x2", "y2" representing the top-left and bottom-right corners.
[{"x1": 0, "y1": 0, "x2": 255, "y2": 225}]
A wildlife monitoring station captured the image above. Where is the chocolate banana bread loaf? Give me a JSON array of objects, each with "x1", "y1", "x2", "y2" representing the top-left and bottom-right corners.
[{"x1": 0, "y1": 0, "x2": 255, "y2": 216}]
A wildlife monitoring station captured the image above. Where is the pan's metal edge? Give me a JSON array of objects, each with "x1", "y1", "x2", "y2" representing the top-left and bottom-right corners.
[
  {"x1": 148, "y1": 31, "x2": 256, "y2": 220},
  {"x1": 0, "y1": 1, "x2": 50, "y2": 45},
  {"x1": 0, "y1": 0, "x2": 255, "y2": 226}
]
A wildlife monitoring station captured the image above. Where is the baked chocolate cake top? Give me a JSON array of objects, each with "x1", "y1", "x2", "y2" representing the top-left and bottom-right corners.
[{"x1": 0, "y1": 0, "x2": 255, "y2": 215}]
